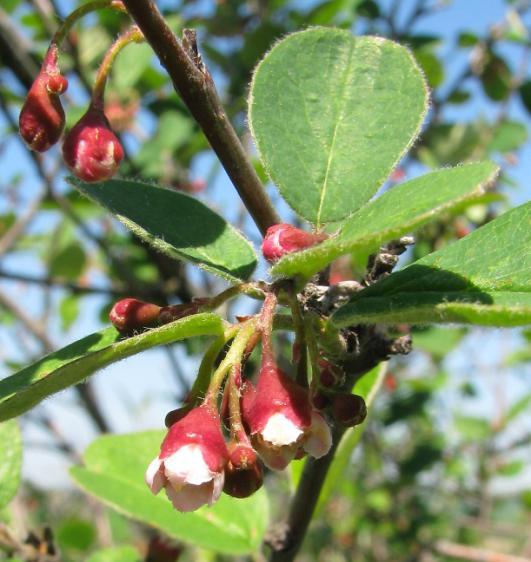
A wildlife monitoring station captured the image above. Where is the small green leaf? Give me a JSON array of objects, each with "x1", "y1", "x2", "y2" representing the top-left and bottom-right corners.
[
  {"x1": 0, "y1": 420, "x2": 22, "y2": 508},
  {"x1": 273, "y1": 162, "x2": 498, "y2": 279},
  {"x1": 87, "y1": 546, "x2": 141, "y2": 562},
  {"x1": 412, "y1": 327, "x2": 467, "y2": 360},
  {"x1": 249, "y1": 28, "x2": 428, "y2": 225},
  {"x1": 69, "y1": 178, "x2": 257, "y2": 281},
  {"x1": 112, "y1": 42, "x2": 153, "y2": 90},
  {"x1": 454, "y1": 415, "x2": 490, "y2": 440},
  {"x1": 332, "y1": 202, "x2": 531, "y2": 327},
  {"x1": 505, "y1": 393, "x2": 531, "y2": 423},
  {"x1": 70, "y1": 432, "x2": 269, "y2": 554},
  {"x1": 59, "y1": 294, "x2": 80, "y2": 332},
  {"x1": 0, "y1": 313, "x2": 224, "y2": 422}
]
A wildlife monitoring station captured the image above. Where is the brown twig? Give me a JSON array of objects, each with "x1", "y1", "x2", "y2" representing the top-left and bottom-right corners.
[
  {"x1": 120, "y1": 0, "x2": 280, "y2": 236},
  {"x1": 434, "y1": 540, "x2": 531, "y2": 562}
]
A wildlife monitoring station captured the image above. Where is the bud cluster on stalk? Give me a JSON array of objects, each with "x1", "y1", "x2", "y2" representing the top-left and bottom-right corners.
[{"x1": 19, "y1": 27, "x2": 127, "y2": 182}]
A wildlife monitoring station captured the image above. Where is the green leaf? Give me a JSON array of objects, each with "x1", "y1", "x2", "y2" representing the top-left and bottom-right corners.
[
  {"x1": 87, "y1": 546, "x2": 141, "y2": 562},
  {"x1": 49, "y1": 241, "x2": 87, "y2": 280},
  {"x1": 112, "y1": 42, "x2": 153, "y2": 90},
  {"x1": 454, "y1": 415, "x2": 490, "y2": 440},
  {"x1": 249, "y1": 28, "x2": 428, "y2": 225},
  {"x1": 412, "y1": 327, "x2": 467, "y2": 360},
  {"x1": 56, "y1": 518, "x2": 96, "y2": 552},
  {"x1": 69, "y1": 178, "x2": 257, "y2": 281},
  {"x1": 505, "y1": 393, "x2": 531, "y2": 423},
  {"x1": 0, "y1": 420, "x2": 22, "y2": 508},
  {"x1": 59, "y1": 294, "x2": 80, "y2": 332},
  {"x1": 0, "y1": 313, "x2": 224, "y2": 422},
  {"x1": 488, "y1": 120, "x2": 528, "y2": 153},
  {"x1": 70, "y1": 432, "x2": 269, "y2": 555},
  {"x1": 332, "y1": 202, "x2": 531, "y2": 327},
  {"x1": 272, "y1": 162, "x2": 498, "y2": 279}
]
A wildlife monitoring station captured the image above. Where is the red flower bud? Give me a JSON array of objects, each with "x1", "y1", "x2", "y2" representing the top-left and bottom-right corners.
[
  {"x1": 19, "y1": 45, "x2": 68, "y2": 152},
  {"x1": 146, "y1": 405, "x2": 228, "y2": 512},
  {"x1": 331, "y1": 393, "x2": 367, "y2": 427},
  {"x1": 223, "y1": 442, "x2": 263, "y2": 498},
  {"x1": 62, "y1": 101, "x2": 124, "y2": 182},
  {"x1": 261, "y1": 224, "x2": 327, "y2": 262},
  {"x1": 109, "y1": 298, "x2": 161, "y2": 334},
  {"x1": 311, "y1": 390, "x2": 331, "y2": 411},
  {"x1": 319, "y1": 360, "x2": 345, "y2": 388}
]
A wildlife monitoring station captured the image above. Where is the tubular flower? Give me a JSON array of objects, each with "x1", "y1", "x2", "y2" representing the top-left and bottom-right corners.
[
  {"x1": 145, "y1": 405, "x2": 228, "y2": 512},
  {"x1": 19, "y1": 44, "x2": 68, "y2": 152},
  {"x1": 62, "y1": 101, "x2": 124, "y2": 182},
  {"x1": 242, "y1": 359, "x2": 331, "y2": 469},
  {"x1": 261, "y1": 224, "x2": 327, "y2": 262}
]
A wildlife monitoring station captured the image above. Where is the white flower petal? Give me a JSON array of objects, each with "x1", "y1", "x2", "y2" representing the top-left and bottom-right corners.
[
  {"x1": 261, "y1": 412, "x2": 304, "y2": 446},
  {"x1": 145, "y1": 457, "x2": 165, "y2": 494},
  {"x1": 164, "y1": 444, "x2": 215, "y2": 486},
  {"x1": 303, "y1": 412, "x2": 332, "y2": 459},
  {"x1": 165, "y1": 481, "x2": 216, "y2": 512}
]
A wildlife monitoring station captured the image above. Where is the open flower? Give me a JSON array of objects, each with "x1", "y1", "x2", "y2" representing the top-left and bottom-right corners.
[
  {"x1": 19, "y1": 44, "x2": 68, "y2": 152},
  {"x1": 242, "y1": 359, "x2": 331, "y2": 469},
  {"x1": 145, "y1": 405, "x2": 228, "y2": 512}
]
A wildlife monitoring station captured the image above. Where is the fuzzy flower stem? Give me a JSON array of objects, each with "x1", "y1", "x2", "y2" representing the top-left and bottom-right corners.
[
  {"x1": 259, "y1": 292, "x2": 278, "y2": 360},
  {"x1": 203, "y1": 282, "x2": 266, "y2": 312},
  {"x1": 52, "y1": 0, "x2": 126, "y2": 47},
  {"x1": 92, "y1": 25, "x2": 144, "y2": 105},
  {"x1": 227, "y1": 364, "x2": 247, "y2": 442},
  {"x1": 286, "y1": 291, "x2": 308, "y2": 387},
  {"x1": 204, "y1": 319, "x2": 257, "y2": 408}
]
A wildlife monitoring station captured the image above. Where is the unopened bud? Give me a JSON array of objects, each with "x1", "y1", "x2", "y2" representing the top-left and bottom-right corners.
[
  {"x1": 319, "y1": 360, "x2": 345, "y2": 388},
  {"x1": 261, "y1": 224, "x2": 327, "y2": 262},
  {"x1": 19, "y1": 45, "x2": 68, "y2": 152},
  {"x1": 62, "y1": 101, "x2": 124, "y2": 182},
  {"x1": 109, "y1": 298, "x2": 161, "y2": 333},
  {"x1": 331, "y1": 394, "x2": 367, "y2": 427},
  {"x1": 223, "y1": 442, "x2": 263, "y2": 498},
  {"x1": 311, "y1": 391, "x2": 331, "y2": 411}
]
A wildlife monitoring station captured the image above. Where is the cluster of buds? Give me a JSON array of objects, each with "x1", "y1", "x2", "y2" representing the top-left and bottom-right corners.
[
  {"x1": 144, "y1": 294, "x2": 340, "y2": 512},
  {"x1": 18, "y1": 12, "x2": 138, "y2": 183}
]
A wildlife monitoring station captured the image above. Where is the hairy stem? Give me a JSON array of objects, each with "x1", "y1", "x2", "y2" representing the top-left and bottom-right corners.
[{"x1": 120, "y1": 0, "x2": 280, "y2": 235}]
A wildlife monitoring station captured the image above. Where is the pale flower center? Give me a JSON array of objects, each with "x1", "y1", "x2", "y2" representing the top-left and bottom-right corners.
[
  {"x1": 261, "y1": 412, "x2": 304, "y2": 446},
  {"x1": 163, "y1": 443, "x2": 215, "y2": 486}
]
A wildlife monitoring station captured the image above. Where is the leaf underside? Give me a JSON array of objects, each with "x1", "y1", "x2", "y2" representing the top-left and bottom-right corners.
[
  {"x1": 332, "y1": 201, "x2": 531, "y2": 327},
  {"x1": 0, "y1": 313, "x2": 224, "y2": 422},
  {"x1": 70, "y1": 178, "x2": 257, "y2": 281}
]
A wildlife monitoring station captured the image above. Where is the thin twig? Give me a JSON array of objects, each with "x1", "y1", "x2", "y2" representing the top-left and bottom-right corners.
[{"x1": 434, "y1": 540, "x2": 531, "y2": 562}]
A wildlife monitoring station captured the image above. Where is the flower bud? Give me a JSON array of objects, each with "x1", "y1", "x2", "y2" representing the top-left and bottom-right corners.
[
  {"x1": 146, "y1": 405, "x2": 228, "y2": 512},
  {"x1": 62, "y1": 101, "x2": 124, "y2": 182},
  {"x1": 109, "y1": 298, "x2": 161, "y2": 334},
  {"x1": 331, "y1": 393, "x2": 367, "y2": 427},
  {"x1": 223, "y1": 442, "x2": 263, "y2": 499},
  {"x1": 261, "y1": 224, "x2": 327, "y2": 262},
  {"x1": 311, "y1": 390, "x2": 331, "y2": 411},
  {"x1": 19, "y1": 45, "x2": 68, "y2": 152},
  {"x1": 319, "y1": 360, "x2": 345, "y2": 388}
]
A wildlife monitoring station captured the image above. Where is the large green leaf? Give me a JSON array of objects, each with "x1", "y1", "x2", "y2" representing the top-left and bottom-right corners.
[
  {"x1": 249, "y1": 28, "x2": 428, "y2": 225},
  {"x1": 0, "y1": 313, "x2": 224, "y2": 422},
  {"x1": 70, "y1": 178, "x2": 257, "y2": 281},
  {"x1": 0, "y1": 420, "x2": 22, "y2": 508},
  {"x1": 332, "y1": 202, "x2": 531, "y2": 327},
  {"x1": 272, "y1": 162, "x2": 498, "y2": 278},
  {"x1": 70, "y1": 432, "x2": 269, "y2": 555},
  {"x1": 87, "y1": 546, "x2": 141, "y2": 562}
]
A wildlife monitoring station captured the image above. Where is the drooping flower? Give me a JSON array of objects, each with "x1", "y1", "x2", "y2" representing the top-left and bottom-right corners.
[
  {"x1": 223, "y1": 441, "x2": 263, "y2": 498},
  {"x1": 261, "y1": 224, "x2": 327, "y2": 262},
  {"x1": 145, "y1": 405, "x2": 228, "y2": 512},
  {"x1": 242, "y1": 359, "x2": 331, "y2": 469},
  {"x1": 19, "y1": 44, "x2": 68, "y2": 152},
  {"x1": 62, "y1": 100, "x2": 124, "y2": 182}
]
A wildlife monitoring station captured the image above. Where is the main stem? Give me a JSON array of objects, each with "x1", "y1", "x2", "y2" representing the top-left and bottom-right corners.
[{"x1": 120, "y1": 0, "x2": 280, "y2": 236}]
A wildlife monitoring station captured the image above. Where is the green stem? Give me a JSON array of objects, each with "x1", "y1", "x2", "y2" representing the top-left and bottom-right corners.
[
  {"x1": 188, "y1": 325, "x2": 239, "y2": 404},
  {"x1": 52, "y1": 0, "x2": 126, "y2": 47},
  {"x1": 92, "y1": 25, "x2": 144, "y2": 105},
  {"x1": 204, "y1": 282, "x2": 266, "y2": 312},
  {"x1": 304, "y1": 312, "x2": 321, "y2": 391},
  {"x1": 286, "y1": 291, "x2": 308, "y2": 387},
  {"x1": 204, "y1": 319, "x2": 257, "y2": 407},
  {"x1": 227, "y1": 364, "x2": 247, "y2": 442}
]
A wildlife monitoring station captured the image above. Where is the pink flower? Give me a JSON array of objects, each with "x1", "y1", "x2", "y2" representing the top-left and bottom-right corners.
[
  {"x1": 145, "y1": 405, "x2": 228, "y2": 512},
  {"x1": 261, "y1": 224, "x2": 327, "y2": 262},
  {"x1": 62, "y1": 101, "x2": 124, "y2": 182},
  {"x1": 242, "y1": 360, "x2": 332, "y2": 470},
  {"x1": 19, "y1": 45, "x2": 68, "y2": 152}
]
